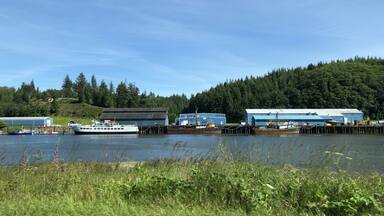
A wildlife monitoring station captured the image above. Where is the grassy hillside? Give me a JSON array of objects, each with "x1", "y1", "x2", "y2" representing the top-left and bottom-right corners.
[
  {"x1": 56, "y1": 98, "x2": 103, "y2": 118},
  {"x1": 0, "y1": 160, "x2": 382, "y2": 215},
  {"x1": 188, "y1": 57, "x2": 384, "y2": 122},
  {"x1": 49, "y1": 98, "x2": 102, "y2": 125}
]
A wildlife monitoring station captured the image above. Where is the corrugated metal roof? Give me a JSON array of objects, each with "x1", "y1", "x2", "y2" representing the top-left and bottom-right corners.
[
  {"x1": 102, "y1": 108, "x2": 168, "y2": 113},
  {"x1": 245, "y1": 109, "x2": 362, "y2": 116},
  {"x1": 100, "y1": 113, "x2": 167, "y2": 120},
  {"x1": 0, "y1": 117, "x2": 52, "y2": 120},
  {"x1": 179, "y1": 113, "x2": 226, "y2": 118},
  {"x1": 252, "y1": 114, "x2": 332, "y2": 121}
]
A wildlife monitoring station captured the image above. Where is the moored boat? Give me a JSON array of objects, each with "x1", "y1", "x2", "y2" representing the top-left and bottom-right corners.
[
  {"x1": 167, "y1": 125, "x2": 222, "y2": 134},
  {"x1": 69, "y1": 120, "x2": 139, "y2": 135},
  {"x1": 254, "y1": 127, "x2": 300, "y2": 135},
  {"x1": 8, "y1": 129, "x2": 34, "y2": 135}
]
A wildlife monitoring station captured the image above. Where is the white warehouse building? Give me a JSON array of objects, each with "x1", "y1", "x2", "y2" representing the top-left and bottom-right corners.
[
  {"x1": 245, "y1": 109, "x2": 364, "y2": 126},
  {"x1": 0, "y1": 117, "x2": 54, "y2": 127}
]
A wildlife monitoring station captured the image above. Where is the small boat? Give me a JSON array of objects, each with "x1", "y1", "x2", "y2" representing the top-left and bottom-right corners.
[
  {"x1": 254, "y1": 112, "x2": 300, "y2": 135},
  {"x1": 8, "y1": 129, "x2": 34, "y2": 135},
  {"x1": 69, "y1": 120, "x2": 139, "y2": 135}
]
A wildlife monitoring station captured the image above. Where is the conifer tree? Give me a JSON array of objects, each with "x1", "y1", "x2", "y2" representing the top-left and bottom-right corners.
[
  {"x1": 62, "y1": 75, "x2": 74, "y2": 98},
  {"x1": 75, "y1": 72, "x2": 87, "y2": 103}
]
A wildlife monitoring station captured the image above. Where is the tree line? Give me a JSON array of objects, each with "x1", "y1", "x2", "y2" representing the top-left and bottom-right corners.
[
  {"x1": 0, "y1": 57, "x2": 383, "y2": 123},
  {"x1": 0, "y1": 73, "x2": 189, "y2": 122},
  {"x1": 187, "y1": 57, "x2": 384, "y2": 121}
]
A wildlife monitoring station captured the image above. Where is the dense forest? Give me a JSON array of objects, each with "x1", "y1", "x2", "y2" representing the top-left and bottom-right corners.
[
  {"x1": 187, "y1": 57, "x2": 384, "y2": 121},
  {"x1": 0, "y1": 57, "x2": 383, "y2": 122},
  {"x1": 0, "y1": 73, "x2": 188, "y2": 122}
]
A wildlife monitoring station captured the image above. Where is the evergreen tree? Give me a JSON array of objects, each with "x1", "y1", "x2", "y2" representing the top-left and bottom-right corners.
[
  {"x1": 62, "y1": 75, "x2": 74, "y2": 98},
  {"x1": 108, "y1": 82, "x2": 115, "y2": 107},
  {"x1": 127, "y1": 83, "x2": 140, "y2": 107},
  {"x1": 75, "y1": 72, "x2": 87, "y2": 103},
  {"x1": 98, "y1": 80, "x2": 109, "y2": 107},
  {"x1": 85, "y1": 83, "x2": 93, "y2": 104},
  {"x1": 116, "y1": 82, "x2": 128, "y2": 107},
  {"x1": 91, "y1": 75, "x2": 99, "y2": 105}
]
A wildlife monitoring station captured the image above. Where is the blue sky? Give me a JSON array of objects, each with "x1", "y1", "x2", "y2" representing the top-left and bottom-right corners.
[{"x1": 0, "y1": 0, "x2": 383, "y2": 96}]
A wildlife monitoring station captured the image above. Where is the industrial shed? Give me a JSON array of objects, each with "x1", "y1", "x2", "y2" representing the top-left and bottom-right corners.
[
  {"x1": 0, "y1": 117, "x2": 54, "y2": 127},
  {"x1": 245, "y1": 109, "x2": 363, "y2": 126},
  {"x1": 100, "y1": 108, "x2": 169, "y2": 126},
  {"x1": 176, "y1": 113, "x2": 226, "y2": 126}
]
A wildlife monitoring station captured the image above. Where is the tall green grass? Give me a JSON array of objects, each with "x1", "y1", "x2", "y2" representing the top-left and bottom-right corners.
[{"x1": 0, "y1": 159, "x2": 382, "y2": 216}]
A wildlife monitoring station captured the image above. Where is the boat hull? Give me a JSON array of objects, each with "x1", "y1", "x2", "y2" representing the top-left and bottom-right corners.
[
  {"x1": 74, "y1": 131, "x2": 138, "y2": 135},
  {"x1": 254, "y1": 127, "x2": 300, "y2": 135},
  {"x1": 167, "y1": 126, "x2": 222, "y2": 135},
  {"x1": 8, "y1": 132, "x2": 33, "y2": 135}
]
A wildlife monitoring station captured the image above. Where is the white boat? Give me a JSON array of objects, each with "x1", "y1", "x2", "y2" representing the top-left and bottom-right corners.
[
  {"x1": 8, "y1": 128, "x2": 34, "y2": 135},
  {"x1": 69, "y1": 120, "x2": 139, "y2": 135}
]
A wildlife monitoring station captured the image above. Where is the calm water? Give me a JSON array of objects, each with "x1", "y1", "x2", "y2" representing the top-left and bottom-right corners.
[{"x1": 0, "y1": 134, "x2": 383, "y2": 173}]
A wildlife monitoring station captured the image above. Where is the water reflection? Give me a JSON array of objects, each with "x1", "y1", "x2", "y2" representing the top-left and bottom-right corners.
[{"x1": 0, "y1": 134, "x2": 383, "y2": 173}]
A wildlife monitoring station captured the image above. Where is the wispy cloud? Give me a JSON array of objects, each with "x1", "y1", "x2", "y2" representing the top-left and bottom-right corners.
[{"x1": 0, "y1": 0, "x2": 383, "y2": 95}]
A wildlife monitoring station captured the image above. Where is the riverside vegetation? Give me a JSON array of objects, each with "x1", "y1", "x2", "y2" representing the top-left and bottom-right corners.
[{"x1": 0, "y1": 158, "x2": 383, "y2": 215}]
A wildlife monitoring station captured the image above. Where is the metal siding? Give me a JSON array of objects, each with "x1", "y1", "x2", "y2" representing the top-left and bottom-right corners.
[
  {"x1": 342, "y1": 113, "x2": 363, "y2": 123},
  {"x1": 329, "y1": 116, "x2": 345, "y2": 123},
  {"x1": 103, "y1": 108, "x2": 168, "y2": 112},
  {"x1": 252, "y1": 114, "x2": 330, "y2": 120},
  {"x1": 246, "y1": 109, "x2": 364, "y2": 126},
  {"x1": 118, "y1": 119, "x2": 167, "y2": 126},
  {"x1": 245, "y1": 109, "x2": 363, "y2": 115},
  {"x1": 100, "y1": 108, "x2": 169, "y2": 126},
  {"x1": 176, "y1": 113, "x2": 227, "y2": 126},
  {"x1": 1, "y1": 119, "x2": 52, "y2": 127}
]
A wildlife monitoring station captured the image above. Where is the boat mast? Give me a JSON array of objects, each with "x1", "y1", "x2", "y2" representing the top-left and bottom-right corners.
[
  {"x1": 195, "y1": 107, "x2": 199, "y2": 126},
  {"x1": 276, "y1": 112, "x2": 279, "y2": 128}
]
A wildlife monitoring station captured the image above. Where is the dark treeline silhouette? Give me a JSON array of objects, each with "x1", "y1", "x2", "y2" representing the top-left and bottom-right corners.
[
  {"x1": 0, "y1": 73, "x2": 189, "y2": 122},
  {"x1": 0, "y1": 57, "x2": 383, "y2": 122},
  {"x1": 187, "y1": 57, "x2": 384, "y2": 122}
]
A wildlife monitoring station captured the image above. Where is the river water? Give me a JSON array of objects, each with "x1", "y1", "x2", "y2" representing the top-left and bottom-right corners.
[{"x1": 0, "y1": 134, "x2": 383, "y2": 173}]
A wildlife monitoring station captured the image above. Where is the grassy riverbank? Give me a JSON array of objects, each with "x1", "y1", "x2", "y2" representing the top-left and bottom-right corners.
[{"x1": 0, "y1": 160, "x2": 383, "y2": 216}]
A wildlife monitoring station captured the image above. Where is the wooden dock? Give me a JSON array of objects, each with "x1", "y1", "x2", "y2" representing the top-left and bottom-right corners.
[
  {"x1": 300, "y1": 125, "x2": 384, "y2": 135},
  {"x1": 222, "y1": 125, "x2": 253, "y2": 135},
  {"x1": 221, "y1": 125, "x2": 384, "y2": 135},
  {"x1": 139, "y1": 126, "x2": 167, "y2": 135},
  {"x1": 51, "y1": 125, "x2": 384, "y2": 136}
]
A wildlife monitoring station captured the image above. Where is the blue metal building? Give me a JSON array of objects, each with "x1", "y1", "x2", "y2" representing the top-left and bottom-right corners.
[
  {"x1": 0, "y1": 117, "x2": 54, "y2": 127},
  {"x1": 245, "y1": 109, "x2": 363, "y2": 126},
  {"x1": 176, "y1": 113, "x2": 226, "y2": 126}
]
